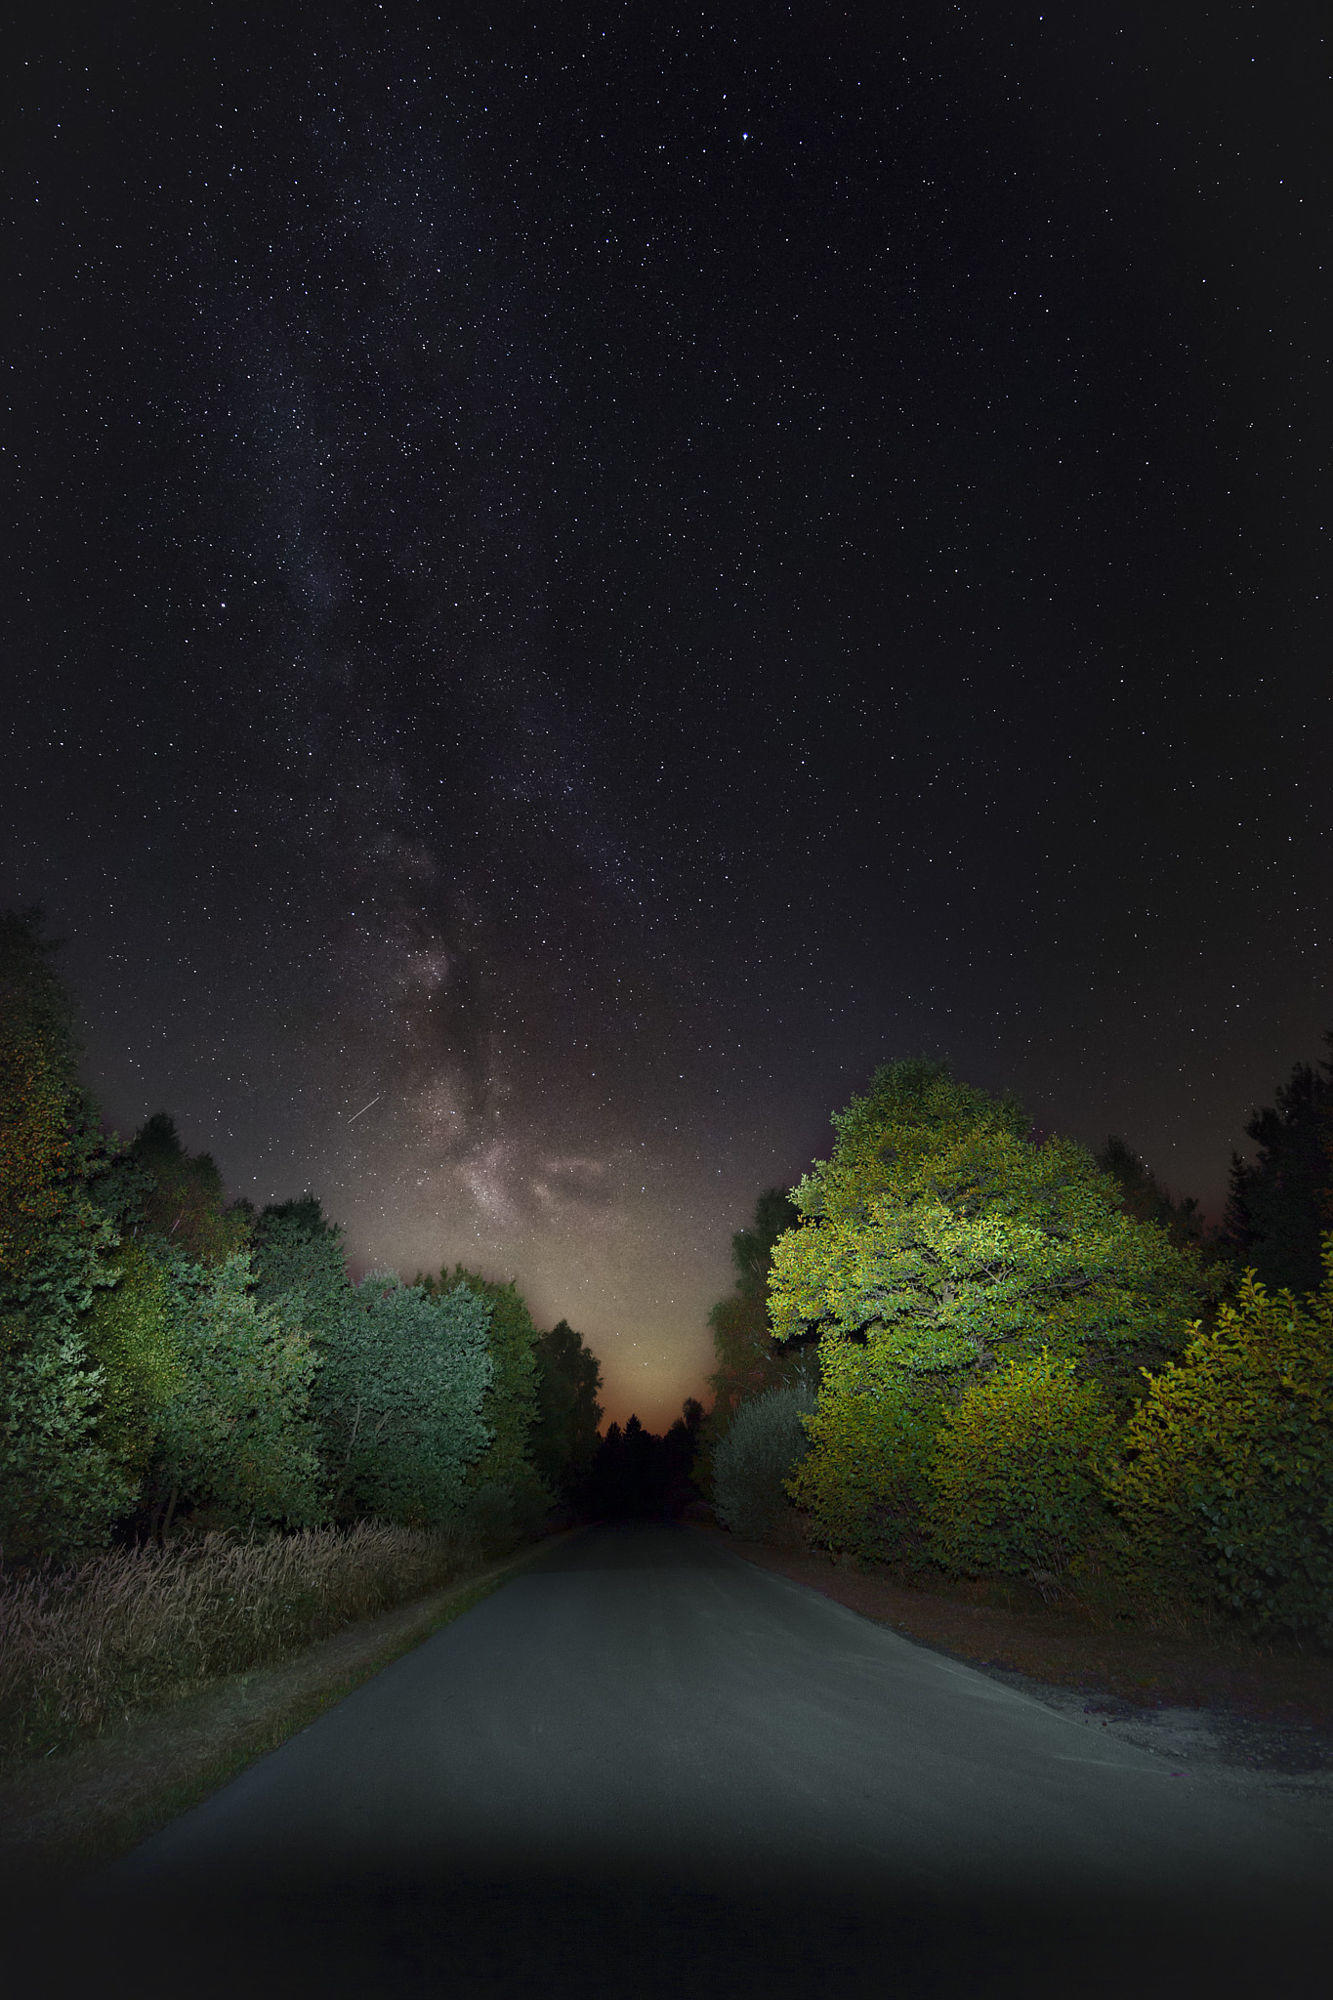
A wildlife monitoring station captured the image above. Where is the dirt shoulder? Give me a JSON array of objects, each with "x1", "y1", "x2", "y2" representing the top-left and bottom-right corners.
[
  {"x1": 690, "y1": 1523, "x2": 1333, "y2": 1830},
  {"x1": 0, "y1": 1530, "x2": 578, "y2": 1893}
]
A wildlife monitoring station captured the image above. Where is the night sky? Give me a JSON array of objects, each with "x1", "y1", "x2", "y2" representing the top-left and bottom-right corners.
[{"x1": 3, "y1": 5, "x2": 1328, "y2": 1430}]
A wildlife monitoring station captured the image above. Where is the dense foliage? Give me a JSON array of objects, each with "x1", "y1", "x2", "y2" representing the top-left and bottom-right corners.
[
  {"x1": 925, "y1": 1351, "x2": 1116, "y2": 1583},
  {"x1": 0, "y1": 913, "x2": 131, "y2": 1562},
  {"x1": 704, "y1": 1050, "x2": 1331, "y2": 1646},
  {"x1": 431, "y1": 1267, "x2": 545, "y2": 1514},
  {"x1": 697, "y1": 1186, "x2": 812, "y2": 1501},
  {"x1": 152, "y1": 1251, "x2": 324, "y2": 1533},
  {"x1": 1105, "y1": 1256, "x2": 1333, "y2": 1640},
  {"x1": 315, "y1": 1274, "x2": 493, "y2": 1527},
  {"x1": 770, "y1": 1060, "x2": 1209, "y2": 1556},
  {"x1": 530, "y1": 1318, "x2": 604, "y2": 1502},
  {"x1": 712, "y1": 1382, "x2": 816, "y2": 1543}
]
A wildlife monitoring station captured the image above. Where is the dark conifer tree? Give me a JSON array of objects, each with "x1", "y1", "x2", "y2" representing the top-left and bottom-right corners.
[{"x1": 1224, "y1": 1037, "x2": 1333, "y2": 1295}]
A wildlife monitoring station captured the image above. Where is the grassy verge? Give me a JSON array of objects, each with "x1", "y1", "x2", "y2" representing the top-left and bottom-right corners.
[
  {"x1": 0, "y1": 1520, "x2": 508, "y2": 1765},
  {"x1": 0, "y1": 1528, "x2": 575, "y2": 1890}
]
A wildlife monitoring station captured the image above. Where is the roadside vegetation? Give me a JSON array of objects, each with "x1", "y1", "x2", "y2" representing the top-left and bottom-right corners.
[
  {"x1": 702, "y1": 1054, "x2": 1333, "y2": 1651},
  {"x1": 0, "y1": 1521, "x2": 488, "y2": 1763},
  {"x1": 0, "y1": 909, "x2": 604, "y2": 1767}
]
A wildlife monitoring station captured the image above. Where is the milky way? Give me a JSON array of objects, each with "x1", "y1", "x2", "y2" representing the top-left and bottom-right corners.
[{"x1": 3, "y1": 7, "x2": 1328, "y2": 1426}]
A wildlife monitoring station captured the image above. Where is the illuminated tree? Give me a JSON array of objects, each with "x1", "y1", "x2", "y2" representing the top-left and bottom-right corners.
[
  {"x1": 773, "y1": 1060, "x2": 1209, "y2": 1556},
  {"x1": 1105, "y1": 1249, "x2": 1333, "y2": 1639},
  {"x1": 0, "y1": 908, "x2": 84, "y2": 1286},
  {"x1": 317, "y1": 1273, "x2": 492, "y2": 1525},
  {"x1": 0, "y1": 909, "x2": 132, "y2": 1561},
  {"x1": 152, "y1": 1250, "x2": 323, "y2": 1533},
  {"x1": 432, "y1": 1267, "x2": 544, "y2": 1506}
]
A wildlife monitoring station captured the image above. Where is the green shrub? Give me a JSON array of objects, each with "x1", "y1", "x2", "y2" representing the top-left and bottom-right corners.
[
  {"x1": 926, "y1": 1350, "x2": 1116, "y2": 1583},
  {"x1": 785, "y1": 1351, "x2": 943, "y2": 1560},
  {"x1": 1103, "y1": 1253, "x2": 1333, "y2": 1641},
  {"x1": 460, "y1": 1471, "x2": 553, "y2": 1551},
  {"x1": 714, "y1": 1382, "x2": 816, "y2": 1542}
]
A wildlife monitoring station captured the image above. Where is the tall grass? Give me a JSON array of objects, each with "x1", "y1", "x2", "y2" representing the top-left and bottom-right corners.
[{"x1": 0, "y1": 1521, "x2": 487, "y2": 1764}]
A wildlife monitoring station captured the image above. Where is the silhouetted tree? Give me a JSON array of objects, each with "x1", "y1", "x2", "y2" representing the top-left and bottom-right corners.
[
  {"x1": 661, "y1": 1396, "x2": 705, "y2": 1516},
  {"x1": 700, "y1": 1187, "x2": 817, "y2": 1499},
  {"x1": 586, "y1": 1414, "x2": 674, "y2": 1519},
  {"x1": 1225, "y1": 1037, "x2": 1333, "y2": 1296},
  {"x1": 1096, "y1": 1136, "x2": 1227, "y2": 1265}
]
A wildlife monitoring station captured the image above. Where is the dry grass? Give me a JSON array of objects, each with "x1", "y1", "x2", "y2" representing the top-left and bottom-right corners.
[{"x1": 0, "y1": 1521, "x2": 487, "y2": 1764}]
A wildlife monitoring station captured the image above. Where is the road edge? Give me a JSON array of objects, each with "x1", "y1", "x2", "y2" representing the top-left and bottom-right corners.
[{"x1": 1, "y1": 1525, "x2": 589, "y2": 1893}]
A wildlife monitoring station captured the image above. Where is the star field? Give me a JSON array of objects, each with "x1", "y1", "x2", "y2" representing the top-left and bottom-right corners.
[{"x1": 3, "y1": 5, "x2": 1329, "y2": 1427}]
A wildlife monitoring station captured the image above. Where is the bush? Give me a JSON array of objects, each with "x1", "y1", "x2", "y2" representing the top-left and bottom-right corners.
[
  {"x1": 926, "y1": 1350, "x2": 1116, "y2": 1584},
  {"x1": 714, "y1": 1382, "x2": 817, "y2": 1543},
  {"x1": 785, "y1": 1341, "x2": 943, "y2": 1561},
  {"x1": 1103, "y1": 1255, "x2": 1333, "y2": 1641},
  {"x1": 460, "y1": 1472, "x2": 554, "y2": 1550}
]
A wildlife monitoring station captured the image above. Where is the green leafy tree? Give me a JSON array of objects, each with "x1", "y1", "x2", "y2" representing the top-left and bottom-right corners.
[
  {"x1": 1224, "y1": 1038, "x2": 1333, "y2": 1297},
  {"x1": 316, "y1": 1274, "x2": 493, "y2": 1526},
  {"x1": 0, "y1": 908, "x2": 85, "y2": 1285},
  {"x1": 251, "y1": 1196, "x2": 350, "y2": 1329},
  {"x1": 698, "y1": 1187, "x2": 814, "y2": 1500},
  {"x1": 0, "y1": 910, "x2": 132, "y2": 1562},
  {"x1": 432, "y1": 1267, "x2": 544, "y2": 1504},
  {"x1": 773, "y1": 1060, "x2": 1209, "y2": 1556},
  {"x1": 128, "y1": 1113, "x2": 251, "y2": 1267},
  {"x1": 81, "y1": 1241, "x2": 179, "y2": 1491},
  {"x1": 530, "y1": 1318, "x2": 604, "y2": 1502},
  {"x1": 925, "y1": 1351, "x2": 1116, "y2": 1584},
  {"x1": 153, "y1": 1251, "x2": 323, "y2": 1533},
  {"x1": 0, "y1": 1267, "x2": 134, "y2": 1564},
  {"x1": 1104, "y1": 1249, "x2": 1333, "y2": 1640},
  {"x1": 705, "y1": 1188, "x2": 807, "y2": 1429}
]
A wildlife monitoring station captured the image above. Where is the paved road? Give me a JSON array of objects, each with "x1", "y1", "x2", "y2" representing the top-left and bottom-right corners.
[{"x1": 32, "y1": 1525, "x2": 1332, "y2": 1996}]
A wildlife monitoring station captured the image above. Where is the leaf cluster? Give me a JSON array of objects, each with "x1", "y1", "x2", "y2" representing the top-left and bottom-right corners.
[{"x1": 1104, "y1": 1251, "x2": 1333, "y2": 1640}]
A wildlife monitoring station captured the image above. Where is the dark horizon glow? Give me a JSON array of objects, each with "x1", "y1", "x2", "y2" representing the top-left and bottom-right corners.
[{"x1": 3, "y1": 7, "x2": 1327, "y2": 1432}]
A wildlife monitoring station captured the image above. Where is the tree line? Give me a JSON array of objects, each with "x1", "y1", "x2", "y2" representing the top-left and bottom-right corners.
[
  {"x1": 699, "y1": 1052, "x2": 1333, "y2": 1642},
  {"x1": 0, "y1": 910, "x2": 604, "y2": 1566}
]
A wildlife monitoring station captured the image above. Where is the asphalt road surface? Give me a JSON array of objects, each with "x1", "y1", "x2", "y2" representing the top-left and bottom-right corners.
[{"x1": 27, "y1": 1524, "x2": 1333, "y2": 1997}]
